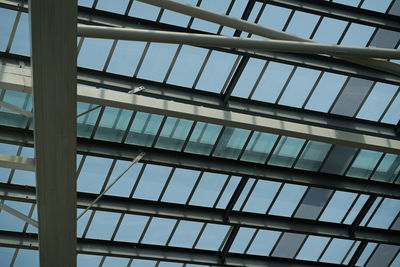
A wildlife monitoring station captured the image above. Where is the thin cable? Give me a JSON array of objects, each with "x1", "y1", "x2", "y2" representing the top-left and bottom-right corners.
[{"x1": 77, "y1": 151, "x2": 145, "y2": 221}]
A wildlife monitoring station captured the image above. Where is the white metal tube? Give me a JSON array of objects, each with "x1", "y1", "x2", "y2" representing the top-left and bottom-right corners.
[
  {"x1": 77, "y1": 25, "x2": 400, "y2": 59},
  {"x1": 134, "y1": 0, "x2": 400, "y2": 76}
]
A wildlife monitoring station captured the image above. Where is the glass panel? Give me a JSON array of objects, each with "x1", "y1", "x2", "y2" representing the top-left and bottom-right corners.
[
  {"x1": 233, "y1": 178, "x2": 255, "y2": 210},
  {"x1": 96, "y1": 0, "x2": 129, "y2": 14},
  {"x1": 78, "y1": 0, "x2": 94, "y2": 7},
  {"x1": 13, "y1": 249, "x2": 38, "y2": 267},
  {"x1": 258, "y1": 5, "x2": 291, "y2": 31},
  {"x1": 0, "y1": 247, "x2": 14, "y2": 267},
  {"x1": 77, "y1": 38, "x2": 113, "y2": 70},
  {"x1": 320, "y1": 238, "x2": 354, "y2": 264},
  {"x1": 108, "y1": 40, "x2": 147, "y2": 76},
  {"x1": 162, "y1": 168, "x2": 200, "y2": 204},
  {"x1": 184, "y1": 122, "x2": 222, "y2": 155},
  {"x1": 313, "y1": 17, "x2": 347, "y2": 44},
  {"x1": 347, "y1": 150, "x2": 382, "y2": 179},
  {"x1": 268, "y1": 184, "x2": 307, "y2": 217},
  {"x1": 0, "y1": 8, "x2": 16, "y2": 51},
  {"x1": 10, "y1": 12, "x2": 29, "y2": 56},
  {"x1": 213, "y1": 127, "x2": 251, "y2": 159},
  {"x1": 382, "y1": 92, "x2": 400, "y2": 125},
  {"x1": 319, "y1": 191, "x2": 358, "y2": 223},
  {"x1": 360, "y1": 197, "x2": 382, "y2": 226},
  {"x1": 190, "y1": 172, "x2": 228, "y2": 207},
  {"x1": 134, "y1": 164, "x2": 171, "y2": 201},
  {"x1": 320, "y1": 145, "x2": 358, "y2": 175},
  {"x1": 0, "y1": 200, "x2": 31, "y2": 231},
  {"x1": 77, "y1": 208, "x2": 91, "y2": 238},
  {"x1": 279, "y1": 67, "x2": 320, "y2": 108},
  {"x1": 367, "y1": 244, "x2": 399, "y2": 267},
  {"x1": 77, "y1": 156, "x2": 113, "y2": 194},
  {"x1": 77, "y1": 101, "x2": 101, "y2": 138},
  {"x1": 340, "y1": 23, "x2": 375, "y2": 46},
  {"x1": 232, "y1": 58, "x2": 265, "y2": 98},
  {"x1": 251, "y1": 62, "x2": 294, "y2": 103},
  {"x1": 196, "y1": 50, "x2": 238, "y2": 93},
  {"x1": 294, "y1": 187, "x2": 332, "y2": 220},
  {"x1": 115, "y1": 214, "x2": 149, "y2": 243},
  {"x1": 131, "y1": 259, "x2": 157, "y2": 267},
  {"x1": 142, "y1": 217, "x2": 176, "y2": 245},
  {"x1": 169, "y1": 221, "x2": 203, "y2": 248},
  {"x1": 0, "y1": 90, "x2": 31, "y2": 128},
  {"x1": 229, "y1": 227, "x2": 257, "y2": 253},
  {"x1": 129, "y1": 1, "x2": 161, "y2": 20},
  {"x1": 155, "y1": 117, "x2": 193, "y2": 151},
  {"x1": 195, "y1": 224, "x2": 230, "y2": 250},
  {"x1": 104, "y1": 160, "x2": 143, "y2": 197},
  {"x1": 215, "y1": 176, "x2": 241, "y2": 209},
  {"x1": 247, "y1": 230, "x2": 281, "y2": 256},
  {"x1": 285, "y1": 11, "x2": 320, "y2": 38},
  {"x1": 168, "y1": 45, "x2": 208, "y2": 88},
  {"x1": 272, "y1": 232, "x2": 306, "y2": 258},
  {"x1": 305, "y1": 72, "x2": 347, "y2": 113},
  {"x1": 371, "y1": 154, "x2": 400, "y2": 183},
  {"x1": 331, "y1": 78, "x2": 373, "y2": 117},
  {"x1": 268, "y1": 136, "x2": 305, "y2": 167},
  {"x1": 240, "y1": 132, "x2": 278, "y2": 163},
  {"x1": 125, "y1": 112, "x2": 163, "y2": 147},
  {"x1": 368, "y1": 198, "x2": 400, "y2": 229},
  {"x1": 102, "y1": 257, "x2": 130, "y2": 267},
  {"x1": 343, "y1": 195, "x2": 368, "y2": 224},
  {"x1": 137, "y1": 43, "x2": 178, "y2": 82},
  {"x1": 295, "y1": 141, "x2": 331, "y2": 171},
  {"x1": 86, "y1": 211, "x2": 120, "y2": 240},
  {"x1": 356, "y1": 242, "x2": 378, "y2": 266},
  {"x1": 296, "y1": 235, "x2": 330, "y2": 261},
  {"x1": 242, "y1": 180, "x2": 281, "y2": 214},
  {"x1": 94, "y1": 107, "x2": 133, "y2": 142},
  {"x1": 357, "y1": 83, "x2": 398, "y2": 121}
]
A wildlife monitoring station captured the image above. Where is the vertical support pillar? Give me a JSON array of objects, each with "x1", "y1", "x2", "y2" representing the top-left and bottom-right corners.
[{"x1": 29, "y1": 0, "x2": 77, "y2": 266}]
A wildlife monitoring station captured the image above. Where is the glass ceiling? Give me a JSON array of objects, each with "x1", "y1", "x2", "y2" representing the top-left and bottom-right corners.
[{"x1": 0, "y1": 0, "x2": 399, "y2": 266}]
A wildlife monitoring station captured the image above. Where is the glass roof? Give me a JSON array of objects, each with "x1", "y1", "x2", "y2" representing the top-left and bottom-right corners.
[{"x1": 0, "y1": 0, "x2": 399, "y2": 266}]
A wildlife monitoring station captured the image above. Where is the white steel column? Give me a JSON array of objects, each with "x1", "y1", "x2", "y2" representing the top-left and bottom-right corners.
[{"x1": 29, "y1": 0, "x2": 77, "y2": 266}]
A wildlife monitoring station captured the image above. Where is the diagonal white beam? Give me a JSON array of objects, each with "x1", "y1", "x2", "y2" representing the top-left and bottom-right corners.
[
  {"x1": 0, "y1": 202, "x2": 38, "y2": 227},
  {"x1": 1, "y1": 66, "x2": 400, "y2": 154},
  {"x1": 77, "y1": 26, "x2": 400, "y2": 59},
  {"x1": 29, "y1": 0, "x2": 77, "y2": 266},
  {"x1": 136, "y1": 0, "x2": 400, "y2": 76}
]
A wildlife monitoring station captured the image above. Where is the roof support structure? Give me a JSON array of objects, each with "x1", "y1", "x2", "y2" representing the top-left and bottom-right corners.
[
  {"x1": 29, "y1": 0, "x2": 77, "y2": 266},
  {"x1": 136, "y1": 0, "x2": 400, "y2": 76},
  {"x1": 77, "y1": 25, "x2": 400, "y2": 59},
  {"x1": 1, "y1": 65, "x2": 399, "y2": 154},
  {"x1": 1, "y1": 125, "x2": 400, "y2": 199},
  {"x1": 258, "y1": 0, "x2": 400, "y2": 32},
  {"x1": 0, "y1": 183, "x2": 399, "y2": 245},
  {"x1": 0, "y1": 230, "x2": 345, "y2": 267}
]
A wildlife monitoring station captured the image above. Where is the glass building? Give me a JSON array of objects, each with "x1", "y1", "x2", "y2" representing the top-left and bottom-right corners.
[{"x1": 0, "y1": 0, "x2": 399, "y2": 266}]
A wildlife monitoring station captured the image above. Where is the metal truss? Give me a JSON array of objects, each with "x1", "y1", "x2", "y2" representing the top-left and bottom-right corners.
[
  {"x1": 0, "y1": 182, "x2": 399, "y2": 245},
  {"x1": 0, "y1": 125, "x2": 399, "y2": 199},
  {"x1": 0, "y1": 230, "x2": 347, "y2": 267}
]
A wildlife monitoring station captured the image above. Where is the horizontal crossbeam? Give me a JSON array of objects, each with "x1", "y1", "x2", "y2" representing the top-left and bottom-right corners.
[
  {"x1": 1, "y1": 64, "x2": 399, "y2": 154},
  {"x1": 1, "y1": 125, "x2": 400, "y2": 200},
  {"x1": 0, "y1": 230, "x2": 343, "y2": 267},
  {"x1": 1, "y1": 183, "x2": 399, "y2": 245}
]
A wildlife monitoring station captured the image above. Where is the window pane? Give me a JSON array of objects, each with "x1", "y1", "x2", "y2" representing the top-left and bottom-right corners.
[
  {"x1": 295, "y1": 141, "x2": 331, "y2": 171},
  {"x1": 213, "y1": 127, "x2": 250, "y2": 159},
  {"x1": 268, "y1": 137, "x2": 305, "y2": 167},
  {"x1": 185, "y1": 122, "x2": 222, "y2": 155},
  {"x1": 240, "y1": 132, "x2": 278, "y2": 163},
  {"x1": 155, "y1": 117, "x2": 193, "y2": 151}
]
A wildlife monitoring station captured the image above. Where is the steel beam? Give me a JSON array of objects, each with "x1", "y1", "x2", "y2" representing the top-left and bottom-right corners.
[
  {"x1": 258, "y1": 0, "x2": 400, "y2": 32},
  {"x1": 29, "y1": 0, "x2": 77, "y2": 266},
  {"x1": 0, "y1": 153, "x2": 34, "y2": 172},
  {"x1": 136, "y1": 0, "x2": 400, "y2": 76},
  {"x1": 1, "y1": 1, "x2": 400, "y2": 84},
  {"x1": 1, "y1": 183, "x2": 399, "y2": 245},
  {"x1": 1, "y1": 65, "x2": 399, "y2": 154},
  {"x1": 0, "y1": 230, "x2": 343, "y2": 267},
  {"x1": 0, "y1": 126, "x2": 400, "y2": 200},
  {"x1": 77, "y1": 25, "x2": 400, "y2": 59}
]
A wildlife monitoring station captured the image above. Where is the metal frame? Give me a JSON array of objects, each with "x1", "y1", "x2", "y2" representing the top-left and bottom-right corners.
[{"x1": 28, "y1": 0, "x2": 77, "y2": 266}]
